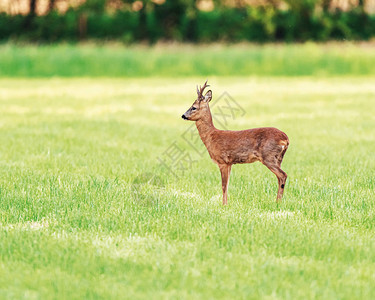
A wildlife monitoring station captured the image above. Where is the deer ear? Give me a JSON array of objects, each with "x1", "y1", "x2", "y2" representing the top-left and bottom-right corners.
[{"x1": 203, "y1": 90, "x2": 212, "y2": 102}]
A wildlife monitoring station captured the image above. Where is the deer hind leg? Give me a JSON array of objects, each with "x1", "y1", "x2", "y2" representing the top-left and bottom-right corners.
[
  {"x1": 219, "y1": 164, "x2": 232, "y2": 205},
  {"x1": 265, "y1": 164, "x2": 287, "y2": 202},
  {"x1": 263, "y1": 154, "x2": 287, "y2": 202},
  {"x1": 263, "y1": 143, "x2": 288, "y2": 202}
]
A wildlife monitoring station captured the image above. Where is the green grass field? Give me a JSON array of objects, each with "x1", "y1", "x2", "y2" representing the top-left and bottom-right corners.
[
  {"x1": 0, "y1": 43, "x2": 375, "y2": 299},
  {"x1": 1, "y1": 76, "x2": 374, "y2": 299},
  {"x1": 2, "y1": 42, "x2": 375, "y2": 77}
]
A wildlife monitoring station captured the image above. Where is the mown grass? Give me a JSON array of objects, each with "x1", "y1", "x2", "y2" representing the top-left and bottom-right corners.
[
  {"x1": 0, "y1": 77, "x2": 374, "y2": 299},
  {"x1": 1, "y1": 42, "x2": 375, "y2": 77}
]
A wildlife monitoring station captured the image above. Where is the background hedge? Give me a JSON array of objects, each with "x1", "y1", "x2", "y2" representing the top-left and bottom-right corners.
[{"x1": 1, "y1": 3, "x2": 375, "y2": 42}]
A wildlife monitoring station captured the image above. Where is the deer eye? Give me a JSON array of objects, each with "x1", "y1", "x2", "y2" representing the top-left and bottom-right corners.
[{"x1": 192, "y1": 107, "x2": 197, "y2": 111}]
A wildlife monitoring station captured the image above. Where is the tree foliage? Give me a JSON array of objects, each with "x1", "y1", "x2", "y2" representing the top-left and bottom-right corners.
[{"x1": 1, "y1": 0, "x2": 374, "y2": 42}]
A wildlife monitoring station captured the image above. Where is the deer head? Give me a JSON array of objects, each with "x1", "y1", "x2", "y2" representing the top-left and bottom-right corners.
[{"x1": 181, "y1": 80, "x2": 212, "y2": 121}]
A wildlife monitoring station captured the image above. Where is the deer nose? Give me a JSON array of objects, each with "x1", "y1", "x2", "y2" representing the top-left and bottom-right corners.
[{"x1": 182, "y1": 114, "x2": 188, "y2": 120}]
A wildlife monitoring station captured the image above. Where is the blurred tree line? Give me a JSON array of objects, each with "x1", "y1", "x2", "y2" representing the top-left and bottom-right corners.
[{"x1": 0, "y1": 0, "x2": 374, "y2": 42}]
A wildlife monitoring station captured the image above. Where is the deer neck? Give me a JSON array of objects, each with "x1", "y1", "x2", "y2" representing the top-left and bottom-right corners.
[{"x1": 196, "y1": 109, "x2": 216, "y2": 149}]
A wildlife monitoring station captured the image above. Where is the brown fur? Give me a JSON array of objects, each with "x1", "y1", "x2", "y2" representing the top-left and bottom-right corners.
[{"x1": 182, "y1": 81, "x2": 289, "y2": 205}]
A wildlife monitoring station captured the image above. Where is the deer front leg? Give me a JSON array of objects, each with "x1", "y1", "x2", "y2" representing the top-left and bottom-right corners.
[{"x1": 219, "y1": 164, "x2": 232, "y2": 205}]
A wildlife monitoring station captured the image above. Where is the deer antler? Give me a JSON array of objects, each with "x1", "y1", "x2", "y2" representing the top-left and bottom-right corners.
[{"x1": 197, "y1": 80, "x2": 209, "y2": 99}]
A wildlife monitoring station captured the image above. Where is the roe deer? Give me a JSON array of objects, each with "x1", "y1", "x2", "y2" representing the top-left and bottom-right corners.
[{"x1": 181, "y1": 81, "x2": 289, "y2": 205}]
